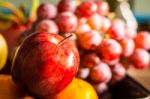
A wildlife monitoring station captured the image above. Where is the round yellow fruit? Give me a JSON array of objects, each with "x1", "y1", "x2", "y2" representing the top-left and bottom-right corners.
[
  {"x1": 53, "y1": 78, "x2": 98, "y2": 99},
  {"x1": 0, "y1": 34, "x2": 8, "y2": 70}
]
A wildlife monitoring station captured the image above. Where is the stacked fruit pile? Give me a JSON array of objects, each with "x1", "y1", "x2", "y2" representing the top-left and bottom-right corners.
[
  {"x1": 0, "y1": 0, "x2": 150, "y2": 99},
  {"x1": 31, "y1": 0, "x2": 150, "y2": 95}
]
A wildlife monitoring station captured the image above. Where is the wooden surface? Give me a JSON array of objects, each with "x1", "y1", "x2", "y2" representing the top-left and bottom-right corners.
[{"x1": 128, "y1": 67, "x2": 150, "y2": 91}]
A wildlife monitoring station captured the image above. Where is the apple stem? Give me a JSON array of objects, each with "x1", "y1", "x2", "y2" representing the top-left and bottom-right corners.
[{"x1": 58, "y1": 34, "x2": 73, "y2": 45}]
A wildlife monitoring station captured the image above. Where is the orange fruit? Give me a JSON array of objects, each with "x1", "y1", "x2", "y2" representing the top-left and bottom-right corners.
[
  {"x1": 0, "y1": 75, "x2": 34, "y2": 99},
  {"x1": 53, "y1": 78, "x2": 98, "y2": 99},
  {"x1": 0, "y1": 75, "x2": 20, "y2": 99}
]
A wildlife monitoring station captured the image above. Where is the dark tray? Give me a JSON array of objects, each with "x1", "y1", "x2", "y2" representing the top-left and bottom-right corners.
[
  {"x1": 101, "y1": 75, "x2": 150, "y2": 99},
  {"x1": 1, "y1": 60, "x2": 150, "y2": 99}
]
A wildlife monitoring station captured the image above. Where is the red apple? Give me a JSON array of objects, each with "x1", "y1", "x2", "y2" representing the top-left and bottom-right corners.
[{"x1": 11, "y1": 32, "x2": 80, "y2": 98}]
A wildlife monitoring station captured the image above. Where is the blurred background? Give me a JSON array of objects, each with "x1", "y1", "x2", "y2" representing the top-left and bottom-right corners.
[{"x1": 3, "y1": 0, "x2": 150, "y2": 30}]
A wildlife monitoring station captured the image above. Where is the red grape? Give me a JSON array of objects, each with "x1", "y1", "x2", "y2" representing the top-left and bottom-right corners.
[
  {"x1": 93, "y1": 82, "x2": 108, "y2": 94},
  {"x1": 98, "y1": 39, "x2": 122, "y2": 62},
  {"x1": 87, "y1": 13, "x2": 102, "y2": 30},
  {"x1": 35, "y1": 20, "x2": 58, "y2": 34},
  {"x1": 95, "y1": 1, "x2": 109, "y2": 16},
  {"x1": 56, "y1": 11, "x2": 77, "y2": 33},
  {"x1": 111, "y1": 63, "x2": 127, "y2": 82},
  {"x1": 125, "y1": 25, "x2": 137, "y2": 38},
  {"x1": 82, "y1": 53, "x2": 101, "y2": 68},
  {"x1": 37, "y1": 3, "x2": 57, "y2": 20},
  {"x1": 130, "y1": 48, "x2": 150, "y2": 69},
  {"x1": 100, "y1": 17, "x2": 111, "y2": 32},
  {"x1": 78, "y1": 30, "x2": 102, "y2": 50},
  {"x1": 107, "y1": 19, "x2": 126, "y2": 40},
  {"x1": 89, "y1": 62, "x2": 112, "y2": 83},
  {"x1": 119, "y1": 38, "x2": 135, "y2": 57},
  {"x1": 104, "y1": 58, "x2": 119, "y2": 66},
  {"x1": 135, "y1": 31, "x2": 150, "y2": 50},
  {"x1": 75, "y1": 1, "x2": 97, "y2": 17},
  {"x1": 75, "y1": 24, "x2": 91, "y2": 35},
  {"x1": 57, "y1": 0, "x2": 77, "y2": 13},
  {"x1": 77, "y1": 17, "x2": 87, "y2": 26},
  {"x1": 77, "y1": 67, "x2": 90, "y2": 79}
]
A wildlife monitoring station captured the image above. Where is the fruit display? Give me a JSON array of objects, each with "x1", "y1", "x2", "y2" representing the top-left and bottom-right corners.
[
  {"x1": 0, "y1": 0, "x2": 149, "y2": 99},
  {"x1": 29, "y1": 0, "x2": 149, "y2": 96}
]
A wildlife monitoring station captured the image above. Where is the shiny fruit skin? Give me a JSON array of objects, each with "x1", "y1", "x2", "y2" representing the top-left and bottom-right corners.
[
  {"x1": 77, "y1": 67, "x2": 90, "y2": 79},
  {"x1": 56, "y1": 12, "x2": 77, "y2": 33},
  {"x1": 125, "y1": 25, "x2": 137, "y2": 38},
  {"x1": 77, "y1": 17, "x2": 88, "y2": 26},
  {"x1": 98, "y1": 39, "x2": 122, "y2": 62},
  {"x1": 89, "y1": 62, "x2": 112, "y2": 83},
  {"x1": 96, "y1": 1, "x2": 109, "y2": 16},
  {"x1": 87, "y1": 13, "x2": 102, "y2": 30},
  {"x1": 0, "y1": 34, "x2": 8, "y2": 70},
  {"x1": 130, "y1": 48, "x2": 150, "y2": 69},
  {"x1": 107, "y1": 19, "x2": 126, "y2": 40},
  {"x1": 111, "y1": 63, "x2": 126, "y2": 82},
  {"x1": 119, "y1": 38, "x2": 135, "y2": 57},
  {"x1": 57, "y1": 0, "x2": 77, "y2": 13},
  {"x1": 78, "y1": 30, "x2": 102, "y2": 50},
  {"x1": 135, "y1": 31, "x2": 150, "y2": 50},
  {"x1": 11, "y1": 32, "x2": 80, "y2": 98},
  {"x1": 53, "y1": 78, "x2": 98, "y2": 99},
  {"x1": 37, "y1": 3, "x2": 57, "y2": 20},
  {"x1": 75, "y1": 1, "x2": 97, "y2": 17},
  {"x1": 35, "y1": 19, "x2": 59, "y2": 34},
  {"x1": 100, "y1": 17, "x2": 111, "y2": 32},
  {"x1": 93, "y1": 82, "x2": 108, "y2": 94},
  {"x1": 82, "y1": 53, "x2": 100, "y2": 68},
  {"x1": 75, "y1": 23, "x2": 91, "y2": 35}
]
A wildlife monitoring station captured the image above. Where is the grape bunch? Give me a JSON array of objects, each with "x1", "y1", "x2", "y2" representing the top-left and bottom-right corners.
[{"x1": 33, "y1": 0, "x2": 150, "y2": 95}]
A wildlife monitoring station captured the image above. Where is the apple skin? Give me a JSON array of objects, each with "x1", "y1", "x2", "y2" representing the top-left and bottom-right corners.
[{"x1": 11, "y1": 32, "x2": 80, "y2": 98}]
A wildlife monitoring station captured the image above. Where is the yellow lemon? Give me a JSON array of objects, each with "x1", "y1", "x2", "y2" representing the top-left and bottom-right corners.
[{"x1": 0, "y1": 34, "x2": 8, "y2": 70}]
